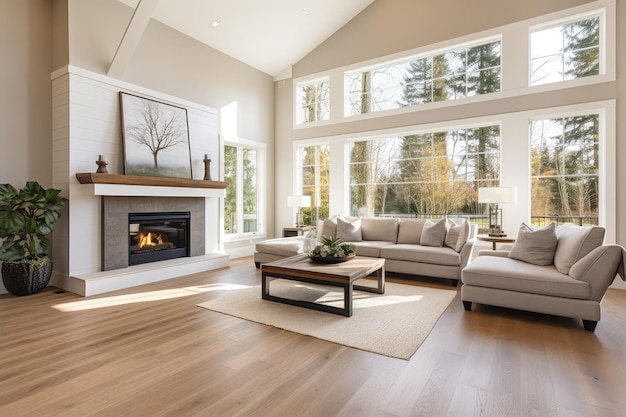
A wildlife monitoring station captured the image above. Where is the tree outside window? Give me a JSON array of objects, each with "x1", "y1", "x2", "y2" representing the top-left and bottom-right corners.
[
  {"x1": 530, "y1": 115, "x2": 599, "y2": 226},
  {"x1": 346, "y1": 39, "x2": 501, "y2": 116},
  {"x1": 297, "y1": 79, "x2": 330, "y2": 124},
  {"x1": 224, "y1": 144, "x2": 260, "y2": 235},
  {"x1": 530, "y1": 16, "x2": 600, "y2": 86},
  {"x1": 299, "y1": 144, "x2": 330, "y2": 225},
  {"x1": 348, "y1": 125, "x2": 500, "y2": 222}
]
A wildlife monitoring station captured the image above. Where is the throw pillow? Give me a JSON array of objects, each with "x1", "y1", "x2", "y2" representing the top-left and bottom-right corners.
[
  {"x1": 420, "y1": 218, "x2": 447, "y2": 247},
  {"x1": 397, "y1": 219, "x2": 426, "y2": 244},
  {"x1": 508, "y1": 222, "x2": 557, "y2": 266},
  {"x1": 444, "y1": 218, "x2": 470, "y2": 252},
  {"x1": 554, "y1": 224, "x2": 605, "y2": 274},
  {"x1": 336, "y1": 217, "x2": 362, "y2": 242},
  {"x1": 319, "y1": 217, "x2": 338, "y2": 240}
]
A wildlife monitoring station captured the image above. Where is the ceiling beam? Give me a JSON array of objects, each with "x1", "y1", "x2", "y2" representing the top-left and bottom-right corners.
[{"x1": 108, "y1": 0, "x2": 160, "y2": 78}]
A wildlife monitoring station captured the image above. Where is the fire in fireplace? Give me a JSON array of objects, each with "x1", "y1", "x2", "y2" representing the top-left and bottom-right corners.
[{"x1": 128, "y1": 212, "x2": 190, "y2": 266}]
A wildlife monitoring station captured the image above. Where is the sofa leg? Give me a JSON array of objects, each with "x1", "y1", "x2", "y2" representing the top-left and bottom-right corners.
[
  {"x1": 582, "y1": 320, "x2": 597, "y2": 332},
  {"x1": 254, "y1": 262, "x2": 261, "y2": 269},
  {"x1": 462, "y1": 301, "x2": 472, "y2": 311},
  {"x1": 451, "y1": 279, "x2": 459, "y2": 287}
]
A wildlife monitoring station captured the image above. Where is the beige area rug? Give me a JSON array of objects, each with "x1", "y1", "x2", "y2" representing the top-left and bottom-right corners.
[{"x1": 197, "y1": 279, "x2": 457, "y2": 360}]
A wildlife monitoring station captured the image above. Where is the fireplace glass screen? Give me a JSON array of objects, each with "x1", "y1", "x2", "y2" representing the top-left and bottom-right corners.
[{"x1": 129, "y1": 212, "x2": 190, "y2": 266}]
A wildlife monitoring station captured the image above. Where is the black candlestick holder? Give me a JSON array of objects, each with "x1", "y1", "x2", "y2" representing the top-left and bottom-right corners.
[
  {"x1": 203, "y1": 155, "x2": 212, "y2": 181},
  {"x1": 96, "y1": 154, "x2": 109, "y2": 174}
]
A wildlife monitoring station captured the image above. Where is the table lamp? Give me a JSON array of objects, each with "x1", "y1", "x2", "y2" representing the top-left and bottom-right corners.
[
  {"x1": 287, "y1": 195, "x2": 311, "y2": 227},
  {"x1": 478, "y1": 186, "x2": 517, "y2": 237}
]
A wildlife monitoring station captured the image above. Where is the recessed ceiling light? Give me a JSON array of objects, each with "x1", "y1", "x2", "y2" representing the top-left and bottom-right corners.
[
  {"x1": 211, "y1": 20, "x2": 220, "y2": 28},
  {"x1": 302, "y1": 7, "x2": 309, "y2": 13}
]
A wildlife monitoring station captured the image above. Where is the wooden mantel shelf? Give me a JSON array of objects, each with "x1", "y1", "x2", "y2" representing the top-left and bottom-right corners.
[{"x1": 76, "y1": 173, "x2": 228, "y2": 189}]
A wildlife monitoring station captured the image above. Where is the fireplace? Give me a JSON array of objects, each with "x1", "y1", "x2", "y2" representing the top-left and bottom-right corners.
[{"x1": 128, "y1": 212, "x2": 190, "y2": 266}]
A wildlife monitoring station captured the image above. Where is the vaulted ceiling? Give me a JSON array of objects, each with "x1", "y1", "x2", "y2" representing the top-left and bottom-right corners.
[{"x1": 115, "y1": 0, "x2": 375, "y2": 78}]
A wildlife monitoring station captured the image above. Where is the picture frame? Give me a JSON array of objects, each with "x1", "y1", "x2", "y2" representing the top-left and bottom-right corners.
[{"x1": 119, "y1": 92, "x2": 193, "y2": 179}]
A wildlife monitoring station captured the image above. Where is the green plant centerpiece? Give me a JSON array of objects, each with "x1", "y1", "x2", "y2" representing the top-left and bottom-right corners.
[
  {"x1": 308, "y1": 236, "x2": 357, "y2": 263},
  {"x1": 0, "y1": 181, "x2": 68, "y2": 296}
]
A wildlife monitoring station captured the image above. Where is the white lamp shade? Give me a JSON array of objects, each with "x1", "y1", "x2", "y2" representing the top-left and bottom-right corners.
[
  {"x1": 478, "y1": 186, "x2": 517, "y2": 204},
  {"x1": 287, "y1": 195, "x2": 311, "y2": 207}
]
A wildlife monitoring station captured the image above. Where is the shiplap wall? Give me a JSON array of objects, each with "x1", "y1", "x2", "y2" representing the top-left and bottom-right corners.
[{"x1": 51, "y1": 66, "x2": 220, "y2": 284}]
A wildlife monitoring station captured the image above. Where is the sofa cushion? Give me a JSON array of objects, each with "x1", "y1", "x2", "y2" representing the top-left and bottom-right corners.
[
  {"x1": 554, "y1": 224, "x2": 605, "y2": 275},
  {"x1": 381, "y1": 244, "x2": 461, "y2": 266},
  {"x1": 351, "y1": 240, "x2": 395, "y2": 258},
  {"x1": 396, "y1": 219, "x2": 427, "y2": 244},
  {"x1": 360, "y1": 217, "x2": 399, "y2": 242},
  {"x1": 255, "y1": 237, "x2": 304, "y2": 257},
  {"x1": 462, "y1": 256, "x2": 590, "y2": 299},
  {"x1": 420, "y1": 218, "x2": 447, "y2": 247},
  {"x1": 508, "y1": 223, "x2": 557, "y2": 266},
  {"x1": 336, "y1": 217, "x2": 362, "y2": 242},
  {"x1": 445, "y1": 218, "x2": 470, "y2": 252}
]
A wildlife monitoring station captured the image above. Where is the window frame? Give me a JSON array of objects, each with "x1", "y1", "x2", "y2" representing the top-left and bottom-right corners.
[
  {"x1": 295, "y1": 76, "x2": 330, "y2": 125},
  {"x1": 343, "y1": 36, "x2": 502, "y2": 117},
  {"x1": 528, "y1": 10, "x2": 605, "y2": 87},
  {"x1": 221, "y1": 136, "x2": 267, "y2": 242},
  {"x1": 292, "y1": 0, "x2": 615, "y2": 130}
]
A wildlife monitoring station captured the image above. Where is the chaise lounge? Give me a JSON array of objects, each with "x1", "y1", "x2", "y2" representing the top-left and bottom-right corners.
[{"x1": 461, "y1": 223, "x2": 625, "y2": 331}]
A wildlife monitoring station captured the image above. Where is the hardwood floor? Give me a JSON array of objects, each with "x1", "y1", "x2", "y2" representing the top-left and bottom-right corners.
[{"x1": 1, "y1": 257, "x2": 625, "y2": 417}]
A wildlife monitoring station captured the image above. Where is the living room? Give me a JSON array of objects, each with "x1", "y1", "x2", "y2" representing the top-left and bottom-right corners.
[{"x1": 1, "y1": 0, "x2": 625, "y2": 415}]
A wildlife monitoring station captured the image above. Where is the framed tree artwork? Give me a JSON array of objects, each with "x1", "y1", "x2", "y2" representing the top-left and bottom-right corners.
[{"x1": 119, "y1": 92, "x2": 193, "y2": 179}]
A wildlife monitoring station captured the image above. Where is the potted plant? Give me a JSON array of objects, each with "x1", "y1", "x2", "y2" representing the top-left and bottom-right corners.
[
  {"x1": 0, "y1": 181, "x2": 67, "y2": 296},
  {"x1": 308, "y1": 236, "x2": 357, "y2": 263}
]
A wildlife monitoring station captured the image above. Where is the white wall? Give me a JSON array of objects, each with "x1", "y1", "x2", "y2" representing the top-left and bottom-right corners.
[{"x1": 51, "y1": 67, "x2": 220, "y2": 280}]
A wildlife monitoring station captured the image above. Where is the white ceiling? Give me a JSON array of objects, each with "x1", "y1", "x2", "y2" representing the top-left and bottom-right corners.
[{"x1": 116, "y1": 0, "x2": 375, "y2": 78}]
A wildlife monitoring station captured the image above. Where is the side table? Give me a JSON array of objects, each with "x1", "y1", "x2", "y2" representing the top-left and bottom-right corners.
[
  {"x1": 476, "y1": 235, "x2": 516, "y2": 250},
  {"x1": 282, "y1": 226, "x2": 313, "y2": 237}
]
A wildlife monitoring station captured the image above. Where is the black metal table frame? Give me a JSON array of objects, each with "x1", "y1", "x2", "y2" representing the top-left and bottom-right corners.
[{"x1": 261, "y1": 267, "x2": 385, "y2": 317}]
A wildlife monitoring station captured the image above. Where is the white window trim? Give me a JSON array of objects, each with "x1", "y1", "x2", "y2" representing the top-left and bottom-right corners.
[
  {"x1": 220, "y1": 135, "x2": 267, "y2": 243},
  {"x1": 292, "y1": 0, "x2": 615, "y2": 130},
  {"x1": 293, "y1": 100, "x2": 615, "y2": 242},
  {"x1": 294, "y1": 76, "x2": 330, "y2": 126}
]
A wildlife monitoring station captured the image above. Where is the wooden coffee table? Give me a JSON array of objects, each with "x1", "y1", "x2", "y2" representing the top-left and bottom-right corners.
[{"x1": 261, "y1": 254, "x2": 385, "y2": 317}]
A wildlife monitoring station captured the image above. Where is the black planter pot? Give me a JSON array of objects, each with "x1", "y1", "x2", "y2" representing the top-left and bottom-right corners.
[{"x1": 1, "y1": 256, "x2": 52, "y2": 296}]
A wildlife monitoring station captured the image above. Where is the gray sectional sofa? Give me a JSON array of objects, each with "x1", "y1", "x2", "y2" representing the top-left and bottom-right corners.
[{"x1": 254, "y1": 216, "x2": 477, "y2": 286}]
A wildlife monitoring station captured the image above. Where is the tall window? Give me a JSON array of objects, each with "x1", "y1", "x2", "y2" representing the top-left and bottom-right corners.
[
  {"x1": 296, "y1": 78, "x2": 330, "y2": 125},
  {"x1": 530, "y1": 14, "x2": 601, "y2": 86},
  {"x1": 530, "y1": 114, "x2": 599, "y2": 226},
  {"x1": 298, "y1": 144, "x2": 330, "y2": 225},
  {"x1": 224, "y1": 142, "x2": 263, "y2": 235},
  {"x1": 348, "y1": 125, "x2": 500, "y2": 217},
  {"x1": 346, "y1": 39, "x2": 501, "y2": 116}
]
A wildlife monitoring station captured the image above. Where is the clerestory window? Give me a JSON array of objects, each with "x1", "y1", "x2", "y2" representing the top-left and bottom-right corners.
[
  {"x1": 296, "y1": 78, "x2": 330, "y2": 125},
  {"x1": 530, "y1": 14, "x2": 601, "y2": 86},
  {"x1": 345, "y1": 39, "x2": 501, "y2": 116}
]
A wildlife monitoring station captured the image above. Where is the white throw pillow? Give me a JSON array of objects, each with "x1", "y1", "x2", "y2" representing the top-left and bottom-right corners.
[
  {"x1": 319, "y1": 217, "x2": 338, "y2": 240},
  {"x1": 444, "y1": 218, "x2": 470, "y2": 252},
  {"x1": 336, "y1": 217, "x2": 362, "y2": 242},
  {"x1": 508, "y1": 223, "x2": 557, "y2": 266},
  {"x1": 554, "y1": 224, "x2": 605, "y2": 274},
  {"x1": 420, "y1": 218, "x2": 447, "y2": 247}
]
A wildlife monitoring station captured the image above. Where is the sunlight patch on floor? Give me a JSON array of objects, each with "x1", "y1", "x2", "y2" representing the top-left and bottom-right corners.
[{"x1": 52, "y1": 283, "x2": 251, "y2": 312}]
